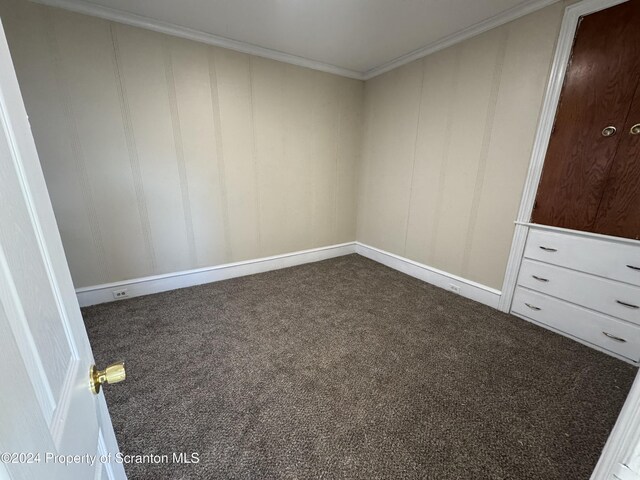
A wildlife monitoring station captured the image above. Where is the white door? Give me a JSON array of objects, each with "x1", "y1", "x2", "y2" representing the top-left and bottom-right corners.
[
  {"x1": 592, "y1": 369, "x2": 640, "y2": 480},
  {"x1": 0, "y1": 19, "x2": 126, "y2": 480}
]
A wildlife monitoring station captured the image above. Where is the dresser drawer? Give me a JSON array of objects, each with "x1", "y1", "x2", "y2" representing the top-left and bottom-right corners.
[
  {"x1": 524, "y1": 227, "x2": 640, "y2": 286},
  {"x1": 518, "y1": 259, "x2": 640, "y2": 325},
  {"x1": 512, "y1": 287, "x2": 640, "y2": 361}
]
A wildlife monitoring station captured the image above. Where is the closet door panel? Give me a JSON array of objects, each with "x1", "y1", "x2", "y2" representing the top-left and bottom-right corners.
[
  {"x1": 531, "y1": 1, "x2": 640, "y2": 231},
  {"x1": 594, "y1": 86, "x2": 640, "y2": 240}
]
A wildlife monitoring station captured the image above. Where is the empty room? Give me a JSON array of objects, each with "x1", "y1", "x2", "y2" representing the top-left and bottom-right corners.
[{"x1": 2, "y1": 0, "x2": 640, "y2": 478}]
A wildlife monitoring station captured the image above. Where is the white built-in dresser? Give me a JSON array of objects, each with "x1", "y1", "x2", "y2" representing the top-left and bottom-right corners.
[{"x1": 510, "y1": 224, "x2": 640, "y2": 364}]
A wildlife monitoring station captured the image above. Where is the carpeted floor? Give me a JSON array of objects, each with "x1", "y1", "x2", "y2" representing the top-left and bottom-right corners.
[{"x1": 83, "y1": 254, "x2": 637, "y2": 480}]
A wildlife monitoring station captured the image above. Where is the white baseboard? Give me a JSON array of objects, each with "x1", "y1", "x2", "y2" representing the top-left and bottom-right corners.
[
  {"x1": 76, "y1": 242, "x2": 356, "y2": 307},
  {"x1": 355, "y1": 242, "x2": 502, "y2": 309},
  {"x1": 77, "y1": 240, "x2": 503, "y2": 310}
]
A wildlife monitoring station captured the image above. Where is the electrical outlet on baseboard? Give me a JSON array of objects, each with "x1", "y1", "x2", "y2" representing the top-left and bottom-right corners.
[
  {"x1": 112, "y1": 288, "x2": 128, "y2": 299},
  {"x1": 448, "y1": 284, "x2": 461, "y2": 294}
]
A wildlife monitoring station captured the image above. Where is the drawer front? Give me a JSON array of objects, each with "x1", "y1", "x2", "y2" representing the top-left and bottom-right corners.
[
  {"x1": 524, "y1": 228, "x2": 640, "y2": 286},
  {"x1": 512, "y1": 287, "x2": 640, "y2": 361},
  {"x1": 518, "y1": 259, "x2": 640, "y2": 325}
]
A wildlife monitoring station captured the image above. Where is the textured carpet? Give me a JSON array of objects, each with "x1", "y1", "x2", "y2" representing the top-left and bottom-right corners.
[{"x1": 83, "y1": 254, "x2": 637, "y2": 480}]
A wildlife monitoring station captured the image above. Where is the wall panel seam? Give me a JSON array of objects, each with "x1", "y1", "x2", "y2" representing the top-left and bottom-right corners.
[
  {"x1": 308, "y1": 77, "x2": 320, "y2": 247},
  {"x1": 247, "y1": 56, "x2": 263, "y2": 255},
  {"x1": 357, "y1": 86, "x2": 375, "y2": 242},
  {"x1": 332, "y1": 84, "x2": 344, "y2": 243},
  {"x1": 403, "y1": 58, "x2": 427, "y2": 256},
  {"x1": 109, "y1": 23, "x2": 157, "y2": 272},
  {"x1": 207, "y1": 48, "x2": 232, "y2": 262},
  {"x1": 162, "y1": 38, "x2": 197, "y2": 266},
  {"x1": 44, "y1": 9, "x2": 109, "y2": 283},
  {"x1": 355, "y1": 88, "x2": 370, "y2": 240},
  {"x1": 427, "y1": 47, "x2": 462, "y2": 264},
  {"x1": 461, "y1": 28, "x2": 509, "y2": 276},
  {"x1": 281, "y1": 67, "x2": 288, "y2": 243}
]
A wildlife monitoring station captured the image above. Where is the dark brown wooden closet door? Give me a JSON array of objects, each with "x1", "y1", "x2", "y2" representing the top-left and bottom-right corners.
[
  {"x1": 593, "y1": 84, "x2": 640, "y2": 240},
  {"x1": 531, "y1": 0, "x2": 640, "y2": 231}
]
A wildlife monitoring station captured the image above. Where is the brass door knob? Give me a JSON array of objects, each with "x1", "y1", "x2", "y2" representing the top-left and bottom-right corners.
[{"x1": 90, "y1": 361, "x2": 126, "y2": 394}]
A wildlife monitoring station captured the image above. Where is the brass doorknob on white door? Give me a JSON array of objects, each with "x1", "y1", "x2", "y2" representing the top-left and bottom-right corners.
[
  {"x1": 601, "y1": 126, "x2": 617, "y2": 137},
  {"x1": 90, "y1": 361, "x2": 126, "y2": 394},
  {"x1": 630, "y1": 123, "x2": 640, "y2": 135}
]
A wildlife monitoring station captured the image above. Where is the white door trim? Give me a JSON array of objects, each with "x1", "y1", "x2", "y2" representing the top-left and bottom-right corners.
[
  {"x1": 498, "y1": 0, "x2": 630, "y2": 313},
  {"x1": 592, "y1": 369, "x2": 640, "y2": 479}
]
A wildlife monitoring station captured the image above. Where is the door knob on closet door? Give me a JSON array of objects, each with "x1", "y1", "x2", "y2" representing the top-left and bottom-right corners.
[
  {"x1": 601, "y1": 126, "x2": 617, "y2": 137},
  {"x1": 630, "y1": 123, "x2": 640, "y2": 135}
]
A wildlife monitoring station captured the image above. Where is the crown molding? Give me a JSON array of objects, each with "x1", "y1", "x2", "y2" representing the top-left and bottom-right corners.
[
  {"x1": 29, "y1": 0, "x2": 366, "y2": 80},
  {"x1": 30, "y1": 0, "x2": 561, "y2": 82},
  {"x1": 362, "y1": 0, "x2": 561, "y2": 80}
]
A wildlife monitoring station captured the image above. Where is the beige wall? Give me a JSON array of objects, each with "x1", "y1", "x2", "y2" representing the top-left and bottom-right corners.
[
  {"x1": 1, "y1": 0, "x2": 363, "y2": 288},
  {"x1": 357, "y1": 3, "x2": 564, "y2": 290},
  {"x1": 2, "y1": 0, "x2": 566, "y2": 292}
]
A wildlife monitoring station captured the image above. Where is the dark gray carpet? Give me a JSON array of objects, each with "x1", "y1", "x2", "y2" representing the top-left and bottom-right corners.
[{"x1": 83, "y1": 254, "x2": 636, "y2": 480}]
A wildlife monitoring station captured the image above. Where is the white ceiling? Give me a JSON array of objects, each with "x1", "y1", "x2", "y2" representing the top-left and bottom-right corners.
[{"x1": 33, "y1": 0, "x2": 559, "y2": 79}]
